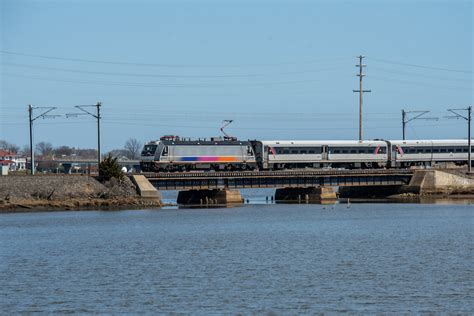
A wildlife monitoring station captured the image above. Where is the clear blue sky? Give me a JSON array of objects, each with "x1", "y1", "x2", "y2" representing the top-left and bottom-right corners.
[{"x1": 1, "y1": 0, "x2": 472, "y2": 151}]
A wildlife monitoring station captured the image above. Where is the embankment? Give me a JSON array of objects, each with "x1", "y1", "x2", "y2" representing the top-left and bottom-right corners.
[
  {"x1": 339, "y1": 169, "x2": 474, "y2": 200},
  {"x1": 0, "y1": 175, "x2": 161, "y2": 212}
]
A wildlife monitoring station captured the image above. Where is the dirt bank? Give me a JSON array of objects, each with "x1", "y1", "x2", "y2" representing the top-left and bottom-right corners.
[{"x1": 0, "y1": 175, "x2": 161, "y2": 212}]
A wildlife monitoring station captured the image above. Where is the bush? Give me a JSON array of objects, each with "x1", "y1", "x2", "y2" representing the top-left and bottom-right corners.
[{"x1": 98, "y1": 154, "x2": 124, "y2": 182}]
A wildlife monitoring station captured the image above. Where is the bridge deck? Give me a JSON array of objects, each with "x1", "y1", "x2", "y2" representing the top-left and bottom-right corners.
[{"x1": 144, "y1": 169, "x2": 414, "y2": 190}]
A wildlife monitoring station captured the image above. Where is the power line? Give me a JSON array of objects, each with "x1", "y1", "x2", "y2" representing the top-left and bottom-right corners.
[
  {"x1": 370, "y1": 66, "x2": 472, "y2": 83},
  {"x1": 371, "y1": 75, "x2": 472, "y2": 91},
  {"x1": 1, "y1": 62, "x2": 344, "y2": 78},
  {"x1": 0, "y1": 50, "x2": 347, "y2": 68},
  {"x1": 369, "y1": 57, "x2": 472, "y2": 74},
  {"x1": 2, "y1": 72, "x2": 325, "y2": 88}
]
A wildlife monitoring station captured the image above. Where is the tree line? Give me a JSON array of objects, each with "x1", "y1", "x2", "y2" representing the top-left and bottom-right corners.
[{"x1": 0, "y1": 138, "x2": 143, "y2": 160}]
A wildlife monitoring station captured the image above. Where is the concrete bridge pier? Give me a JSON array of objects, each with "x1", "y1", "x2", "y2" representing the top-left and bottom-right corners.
[
  {"x1": 275, "y1": 187, "x2": 337, "y2": 204},
  {"x1": 177, "y1": 189, "x2": 243, "y2": 205},
  {"x1": 131, "y1": 175, "x2": 162, "y2": 201}
]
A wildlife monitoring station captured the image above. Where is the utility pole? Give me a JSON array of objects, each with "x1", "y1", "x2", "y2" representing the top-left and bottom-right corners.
[
  {"x1": 446, "y1": 106, "x2": 472, "y2": 173},
  {"x1": 66, "y1": 102, "x2": 102, "y2": 170},
  {"x1": 28, "y1": 105, "x2": 59, "y2": 175},
  {"x1": 402, "y1": 109, "x2": 438, "y2": 140},
  {"x1": 353, "y1": 55, "x2": 371, "y2": 141}
]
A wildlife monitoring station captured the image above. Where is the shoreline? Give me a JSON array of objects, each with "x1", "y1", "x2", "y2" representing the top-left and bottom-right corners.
[
  {"x1": 2, "y1": 194, "x2": 474, "y2": 213},
  {"x1": 0, "y1": 197, "x2": 162, "y2": 213}
]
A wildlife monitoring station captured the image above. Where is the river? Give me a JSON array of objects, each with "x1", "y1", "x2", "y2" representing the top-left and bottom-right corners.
[{"x1": 1, "y1": 201, "x2": 473, "y2": 313}]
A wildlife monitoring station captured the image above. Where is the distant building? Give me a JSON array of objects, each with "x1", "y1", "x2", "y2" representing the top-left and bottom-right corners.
[{"x1": 0, "y1": 150, "x2": 27, "y2": 171}]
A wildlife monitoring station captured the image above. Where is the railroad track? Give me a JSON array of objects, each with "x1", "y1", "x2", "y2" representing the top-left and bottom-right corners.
[{"x1": 139, "y1": 169, "x2": 414, "y2": 179}]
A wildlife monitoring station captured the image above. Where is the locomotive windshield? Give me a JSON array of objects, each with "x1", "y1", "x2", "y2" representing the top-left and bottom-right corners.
[{"x1": 141, "y1": 144, "x2": 157, "y2": 156}]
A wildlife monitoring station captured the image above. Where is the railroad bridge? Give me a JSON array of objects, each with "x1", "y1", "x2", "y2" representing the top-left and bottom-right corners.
[{"x1": 139, "y1": 169, "x2": 414, "y2": 204}]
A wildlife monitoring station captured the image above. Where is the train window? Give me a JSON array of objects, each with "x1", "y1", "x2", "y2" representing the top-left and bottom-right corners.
[
  {"x1": 334, "y1": 150, "x2": 340, "y2": 154},
  {"x1": 247, "y1": 146, "x2": 253, "y2": 156},
  {"x1": 342, "y1": 150, "x2": 349, "y2": 154},
  {"x1": 350, "y1": 149, "x2": 357, "y2": 153},
  {"x1": 278, "y1": 150, "x2": 283, "y2": 154},
  {"x1": 162, "y1": 146, "x2": 169, "y2": 156},
  {"x1": 141, "y1": 145, "x2": 157, "y2": 156},
  {"x1": 440, "y1": 148, "x2": 447, "y2": 153},
  {"x1": 433, "y1": 149, "x2": 439, "y2": 153},
  {"x1": 283, "y1": 150, "x2": 290, "y2": 154},
  {"x1": 291, "y1": 150, "x2": 298, "y2": 154},
  {"x1": 300, "y1": 150, "x2": 307, "y2": 154},
  {"x1": 455, "y1": 148, "x2": 463, "y2": 153},
  {"x1": 416, "y1": 149, "x2": 423, "y2": 153},
  {"x1": 308, "y1": 150, "x2": 315, "y2": 154}
]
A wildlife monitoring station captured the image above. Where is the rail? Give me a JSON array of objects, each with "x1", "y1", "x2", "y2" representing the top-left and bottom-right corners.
[
  {"x1": 141, "y1": 169, "x2": 414, "y2": 190},
  {"x1": 141, "y1": 169, "x2": 414, "y2": 179}
]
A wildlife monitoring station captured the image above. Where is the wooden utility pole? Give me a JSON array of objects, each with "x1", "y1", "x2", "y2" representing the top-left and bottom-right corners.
[{"x1": 353, "y1": 55, "x2": 371, "y2": 141}]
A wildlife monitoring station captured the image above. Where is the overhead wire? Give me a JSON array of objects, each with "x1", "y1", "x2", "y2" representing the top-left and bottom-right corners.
[
  {"x1": 370, "y1": 75, "x2": 472, "y2": 91},
  {"x1": 1, "y1": 62, "x2": 345, "y2": 78},
  {"x1": 2, "y1": 72, "x2": 326, "y2": 88},
  {"x1": 370, "y1": 65, "x2": 472, "y2": 83},
  {"x1": 0, "y1": 50, "x2": 348, "y2": 68},
  {"x1": 369, "y1": 57, "x2": 472, "y2": 74}
]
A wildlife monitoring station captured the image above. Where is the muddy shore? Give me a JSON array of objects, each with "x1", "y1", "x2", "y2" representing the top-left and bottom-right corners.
[{"x1": 0, "y1": 175, "x2": 161, "y2": 213}]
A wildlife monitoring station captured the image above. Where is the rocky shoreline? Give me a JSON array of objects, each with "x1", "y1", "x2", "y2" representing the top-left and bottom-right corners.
[{"x1": 0, "y1": 175, "x2": 161, "y2": 213}]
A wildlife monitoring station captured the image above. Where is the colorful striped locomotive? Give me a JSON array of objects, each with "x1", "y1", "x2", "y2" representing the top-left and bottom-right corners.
[{"x1": 140, "y1": 135, "x2": 256, "y2": 172}]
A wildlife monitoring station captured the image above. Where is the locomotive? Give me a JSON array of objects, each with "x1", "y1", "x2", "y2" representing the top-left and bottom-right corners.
[
  {"x1": 140, "y1": 135, "x2": 256, "y2": 172},
  {"x1": 140, "y1": 135, "x2": 473, "y2": 172}
]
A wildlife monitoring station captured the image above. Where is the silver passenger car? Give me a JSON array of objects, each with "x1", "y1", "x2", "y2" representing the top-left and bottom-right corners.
[
  {"x1": 252, "y1": 140, "x2": 388, "y2": 169},
  {"x1": 389, "y1": 139, "x2": 473, "y2": 167}
]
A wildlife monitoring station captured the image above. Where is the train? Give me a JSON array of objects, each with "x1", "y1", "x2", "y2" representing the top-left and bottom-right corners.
[{"x1": 140, "y1": 135, "x2": 473, "y2": 172}]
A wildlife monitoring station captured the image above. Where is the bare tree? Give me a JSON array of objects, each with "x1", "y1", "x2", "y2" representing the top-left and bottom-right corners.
[
  {"x1": 54, "y1": 145, "x2": 74, "y2": 157},
  {"x1": 20, "y1": 145, "x2": 30, "y2": 157},
  {"x1": 0, "y1": 140, "x2": 20, "y2": 153},
  {"x1": 124, "y1": 138, "x2": 142, "y2": 159},
  {"x1": 76, "y1": 148, "x2": 98, "y2": 159},
  {"x1": 0, "y1": 140, "x2": 8, "y2": 150},
  {"x1": 35, "y1": 141, "x2": 54, "y2": 157},
  {"x1": 107, "y1": 149, "x2": 128, "y2": 159}
]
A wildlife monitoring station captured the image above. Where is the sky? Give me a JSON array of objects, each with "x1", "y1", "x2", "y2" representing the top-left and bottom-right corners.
[{"x1": 0, "y1": 0, "x2": 472, "y2": 152}]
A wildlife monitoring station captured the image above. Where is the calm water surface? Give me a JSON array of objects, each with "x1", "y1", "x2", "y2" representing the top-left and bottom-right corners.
[{"x1": 1, "y1": 203, "x2": 473, "y2": 314}]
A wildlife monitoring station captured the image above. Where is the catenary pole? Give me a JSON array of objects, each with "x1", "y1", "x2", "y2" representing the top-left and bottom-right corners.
[
  {"x1": 447, "y1": 106, "x2": 472, "y2": 173},
  {"x1": 66, "y1": 102, "x2": 102, "y2": 172},
  {"x1": 97, "y1": 102, "x2": 101, "y2": 168},
  {"x1": 401, "y1": 109, "x2": 438, "y2": 140},
  {"x1": 468, "y1": 106, "x2": 471, "y2": 173},
  {"x1": 28, "y1": 105, "x2": 34, "y2": 175},
  {"x1": 27, "y1": 105, "x2": 58, "y2": 175},
  {"x1": 402, "y1": 110, "x2": 406, "y2": 140}
]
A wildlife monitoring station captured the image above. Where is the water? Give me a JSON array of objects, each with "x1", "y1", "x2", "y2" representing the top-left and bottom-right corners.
[{"x1": 1, "y1": 203, "x2": 473, "y2": 313}]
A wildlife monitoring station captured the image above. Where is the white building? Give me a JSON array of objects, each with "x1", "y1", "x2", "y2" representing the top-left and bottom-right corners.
[{"x1": 0, "y1": 150, "x2": 27, "y2": 171}]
